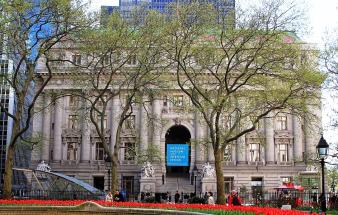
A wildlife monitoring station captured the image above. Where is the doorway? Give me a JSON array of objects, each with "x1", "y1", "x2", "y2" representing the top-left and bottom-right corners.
[
  {"x1": 93, "y1": 176, "x2": 105, "y2": 191},
  {"x1": 165, "y1": 125, "x2": 191, "y2": 175}
]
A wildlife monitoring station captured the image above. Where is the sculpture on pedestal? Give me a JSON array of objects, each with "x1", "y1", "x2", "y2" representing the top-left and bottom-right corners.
[
  {"x1": 201, "y1": 162, "x2": 215, "y2": 179},
  {"x1": 141, "y1": 162, "x2": 154, "y2": 178},
  {"x1": 36, "y1": 160, "x2": 51, "y2": 172}
]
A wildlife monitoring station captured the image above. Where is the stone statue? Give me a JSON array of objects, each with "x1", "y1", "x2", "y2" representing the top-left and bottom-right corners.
[
  {"x1": 36, "y1": 160, "x2": 51, "y2": 172},
  {"x1": 201, "y1": 162, "x2": 215, "y2": 179},
  {"x1": 141, "y1": 162, "x2": 154, "y2": 178}
]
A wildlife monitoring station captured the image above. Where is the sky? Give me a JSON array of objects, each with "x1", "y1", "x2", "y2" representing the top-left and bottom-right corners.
[{"x1": 87, "y1": 0, "x2": 338, "y2": 145}]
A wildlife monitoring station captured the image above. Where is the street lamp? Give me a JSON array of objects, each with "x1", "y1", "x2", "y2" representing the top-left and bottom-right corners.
[
  {"x1": 105, "y1": 154, "x2": 112, "y2": 192},
  {"x1": 193, "y1": 165, "x2": 198, "y2": 196},
  {"x1": 316, "y1": 135, "x2": 329, "y2": 213}
]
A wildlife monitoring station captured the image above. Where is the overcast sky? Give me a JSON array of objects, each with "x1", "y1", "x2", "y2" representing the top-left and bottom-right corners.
[{"x1": 86, "y1": 0, "x2": 338, "y2": 145}]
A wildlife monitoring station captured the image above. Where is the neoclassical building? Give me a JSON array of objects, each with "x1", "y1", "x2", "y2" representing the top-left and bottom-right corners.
[{"x1": 30, "y1": 46, "x2": 321, "y2": 198}]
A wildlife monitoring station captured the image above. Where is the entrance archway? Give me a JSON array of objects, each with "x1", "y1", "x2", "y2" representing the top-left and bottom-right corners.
[{"x1": 165, "y1": 125, "x2": 191, "y2": 175}]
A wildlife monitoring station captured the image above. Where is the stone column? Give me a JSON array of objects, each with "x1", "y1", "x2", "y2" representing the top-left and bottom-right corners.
[
  {"x1": 139, "y1": 96, "x2": 149, "y2": 152},
  {"x1": 236, "y1": 135, "x2": 246, "y2": 164},
  {"x1": 53, "y1": 97, "x2": 63, "y2": 161},
  {"x1": 110, "y1": 96, "x2": 120, "y2": 153},
  {"x1": 31, "y1": 95, "x2": 44, "y2": 161},
  {"x1": 264, "y1": 115, "x2": 275, "y2": 164},
  {"x1": 152, "y1": 97, "x2": 161, "y2": 153},
  {"x1": 293, "y1": 115, "x2": 303, "y2": 161},
  {"x1": 207, "y1": 127, "x2": 215, "y2": 162},
  {"x1": 195, "y1": 113, "x2": 204, "y2": 162},
  {"x1": 81, "y1": 97, "x2": 91, "y2": 162},
  {"x1": 41, "y1": 94, "x2": 51, "y2": 161}
]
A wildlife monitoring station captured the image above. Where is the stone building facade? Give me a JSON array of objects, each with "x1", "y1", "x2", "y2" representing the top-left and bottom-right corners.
[{"x1": 30, "y1": 49, "x2": 321, "y2": 197}]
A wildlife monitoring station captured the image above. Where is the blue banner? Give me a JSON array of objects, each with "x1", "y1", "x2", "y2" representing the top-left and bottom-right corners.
[{"x1": 166, "y1": 144, "x2": 189, "y2": 166}]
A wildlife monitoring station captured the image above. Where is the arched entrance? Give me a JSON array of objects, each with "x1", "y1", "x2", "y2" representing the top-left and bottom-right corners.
[{"x1": 165, "y1": 125, "x2": 191, "y2": 175}]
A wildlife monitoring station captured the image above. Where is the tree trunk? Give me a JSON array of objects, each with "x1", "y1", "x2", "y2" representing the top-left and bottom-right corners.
[
  {"x1": 214, "y1": 149, "x2": 226, "y2": 204},
  {"x1": 111, "y1": 122, "x2": 123, "y2": 193},
  {"x1": 3, "y1": 144, "x2": 15, "y2": 199},
  {"x1": 110, "y1": 151, "x2": 118, "y2": 193}
]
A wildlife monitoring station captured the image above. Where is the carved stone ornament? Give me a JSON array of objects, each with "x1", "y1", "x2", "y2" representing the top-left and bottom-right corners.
[
  {"x1": 201, "y1": 162, "x2": 216, "y2": 179},
  {"x1": 173, "y1": 118, "x2": 182, "y2": 125},
  {"x1": 141, "y1": 162, "x2": 155, "y2": 178},
  {"x1": 305, "y1": 165, "x2": 318, "y2": 172},
  {"x1": 36, "y1": 160, "x2": 51, "y2": 172}
]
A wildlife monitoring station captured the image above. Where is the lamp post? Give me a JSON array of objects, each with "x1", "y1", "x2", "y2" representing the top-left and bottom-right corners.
[
  {"x1": 316, "y1": 135, "x2": 329, "y2": 213},
  {"x1": 193, "y1": 165, "x2": 198, "y2": 195}
]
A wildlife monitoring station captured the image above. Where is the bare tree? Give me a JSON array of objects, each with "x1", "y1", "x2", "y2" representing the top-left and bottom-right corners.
[
  {"x1": 0, "y1": 0, "x2": 89, "y2": 198},
  {"x1": 163, "y1": 0, "x2": 323, "y2": 204}
]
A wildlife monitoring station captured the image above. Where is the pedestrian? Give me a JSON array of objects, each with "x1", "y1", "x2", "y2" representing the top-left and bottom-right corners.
[
  {"x1": 207, "y1": 192, "x2": 215, "y2": 205},
  {"x1": 105, "y1": 191, "x2": 113, "y2": 202},
  {"x1": 114, "y1": 190, "x2": 122, "y2": 202},
  {"x1": 229, "y1": 190, "x2": 241, "y2": 206},
  {"x1": 174, "y1": 191, "x2": 180, "y2": 203}
]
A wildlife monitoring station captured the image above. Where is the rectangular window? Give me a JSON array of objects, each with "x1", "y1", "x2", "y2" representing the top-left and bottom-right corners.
[
  {"x1": 173, "y1": 95, "x2": 183, "y2": 107},
  {"x1": 96, "y1": 113, "x2": 107, "y2": 130},
  {"x1": 276, "y1": 115, "x2": 287, "y2": 130},
  {"x1": 249, "y1": 143, "x2": 260, "y2": 162},
  {"x1": 127, "y1": 55, "x2": 137, "y2": 65},
  {"x1": 224, "y1": 177, "x2": 234, "y2": 194},
  {"x1": 163, "y1": 96, "x2": 168, "y2": 107},
  {"x1": 224, "y1": 145, "x2": 232, "y2": 161},
  {"x1": 95, "y1": 142, "x2": 105, "y2": 160},
  {"x1": 124, "y1": 142, "x2": 135, "y2": 161},
  {"x1": 279, "y1": 144, "x2": 288, "y2": 162},
  {"x1": 68, "y1": 115, "x2": 78, "y2": 129},
  {"x1": 67, "y1": 142, "x2": 78, "y2": 160},
  {"x1": 124, "y1": 115, "x2": 135, "y2": 130},
  {"x1": 69, "y1": 96, "x2": 79, "y2": 107},
  {"x1": 72, "y1": 54, "x2": 82, "y2": 65}
]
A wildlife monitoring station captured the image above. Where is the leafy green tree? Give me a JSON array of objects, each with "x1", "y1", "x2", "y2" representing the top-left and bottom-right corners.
[
  {"x1": 163, "y1": 0, "x2": 324, "y2": 204},
  {"x1": 61, "y1": 11, "x2": 166, "y2": 192},
  {"x1": 0, "y1": 0, "x2": 89, "y2": 198}
]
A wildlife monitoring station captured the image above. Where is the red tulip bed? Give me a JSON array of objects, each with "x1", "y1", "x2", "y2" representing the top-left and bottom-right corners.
[{"x1": 0, "y1": 199, "x2": 319, "y2": 215}]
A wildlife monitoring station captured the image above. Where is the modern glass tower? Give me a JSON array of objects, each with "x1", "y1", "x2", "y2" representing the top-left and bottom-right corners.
[{"x1": 101, "y1": 0, "x2": 235, "y2": 21}]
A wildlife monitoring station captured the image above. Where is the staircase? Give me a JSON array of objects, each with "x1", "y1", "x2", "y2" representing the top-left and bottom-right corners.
[{"x1": 159, "y1": 173, "x2": 195, "y2": 193}]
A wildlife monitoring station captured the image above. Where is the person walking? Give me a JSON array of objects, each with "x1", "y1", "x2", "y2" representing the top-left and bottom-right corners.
[
  {"x1": 229, "y1": 190, "x2": 242, "y2": 206},
  {"x1": 174, "y1": 191, "x2": 180, "y2": 203}
]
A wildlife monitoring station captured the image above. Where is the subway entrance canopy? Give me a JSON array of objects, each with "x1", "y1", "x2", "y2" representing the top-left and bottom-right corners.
[{"x1": 13, "y1": 162, "x2": 105, "y2": 200}]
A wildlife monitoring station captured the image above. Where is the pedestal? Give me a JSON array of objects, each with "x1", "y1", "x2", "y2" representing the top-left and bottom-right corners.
[
  {"x1": 140, "y1": 177, "x2": 156, "y2": 193},
  {"x1": 201, "y1": 177, "x2": 217, "y2": 194}
]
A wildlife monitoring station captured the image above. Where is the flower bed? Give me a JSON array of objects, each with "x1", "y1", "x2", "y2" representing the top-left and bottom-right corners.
[{"x1": 0, "y1": 200, "x2": 319, "y2": 215}]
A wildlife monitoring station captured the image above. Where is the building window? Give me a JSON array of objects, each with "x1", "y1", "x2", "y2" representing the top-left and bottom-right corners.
[
  {"x1": 96, "y1": 113, "x2": 107, "y2": 130},
  {"x1": 276, "y1": 115, "x2": 287, "y2": 130},
  {"x1": 249, "y1": 143, "x2": 260, "y2": 162},
  {"x1": 279, "y1": 144, "x2": 288, "y2": 162},
  {"x1": 224, "y1": 145, "x2": 232, "y2": 161},
  {"x1": 69, "y1": 96, "x2": 79, "y2": 107},
  {"x1": 67, "y1": 143, "x2": 78, "y2": 160},
  {"x1": 163, "y1": 96, "x2": 168, "y2": 107},
  {"x1": 127, "y1": 55, "x2": 137, "y2": 65},
  {"x1": 224, "y1": 177, "x2": 234, "y2": 194},
  {"x1": 95, "y1": 142, "x2": 105, "y2": 160},
  {"x1": 68, "y1": 115, "x2": 78, "y2": 129},
  {"x1": 124, "y1": 115, "x2": 135, "y2": 130},
  {"x1": 72, "y1": 54, "x2": 82, "y2": 65},
  {"x1": 173, "y1": 95, "x2": 183, "y2": 107},
  {"x1": 124, "y1": 142, "x2": 135, "y2": 161}
]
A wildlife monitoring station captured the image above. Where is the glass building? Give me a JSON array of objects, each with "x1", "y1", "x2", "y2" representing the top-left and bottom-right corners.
[{"x1": 101, "y1": 0, "x2": 235, "y2": 21}]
